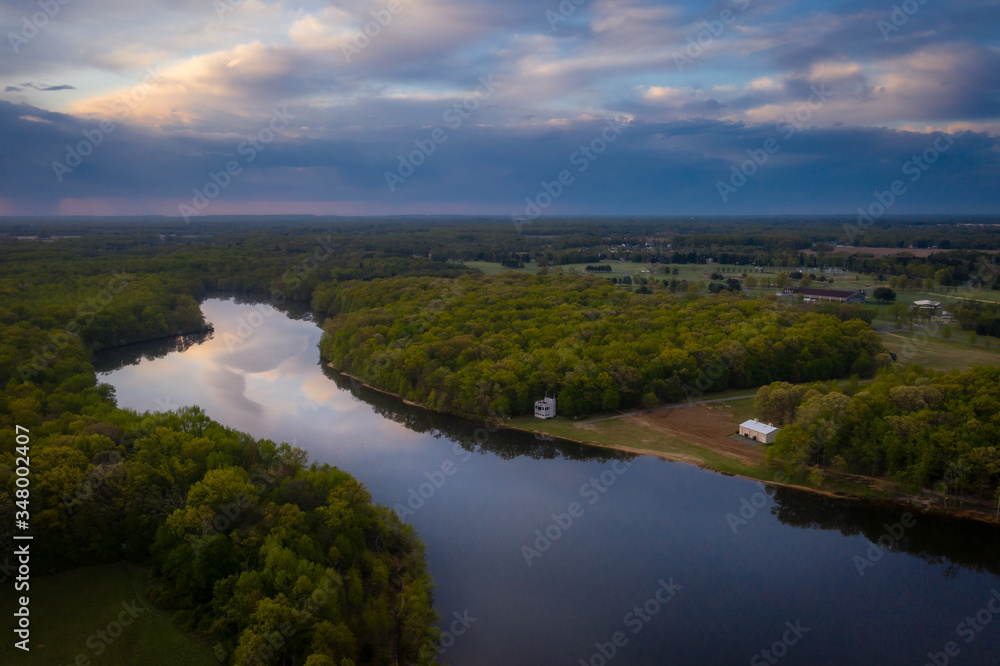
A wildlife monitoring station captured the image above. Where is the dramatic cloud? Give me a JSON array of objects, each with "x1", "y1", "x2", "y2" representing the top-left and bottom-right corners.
[{"x1": 1, "y1": 0, "x2": 998, "y2": 215}]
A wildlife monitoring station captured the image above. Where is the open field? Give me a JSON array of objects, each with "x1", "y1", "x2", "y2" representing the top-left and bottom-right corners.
[
  {"x1": 805, "y1": 246, "x2": 999, "y2": 258},
  {"x1": 509, "y1": 397, "x2": 884, "y2": 498},
  {"x1": 930, "y1": 290, "x2": 1000, "y2": 304},
  {"x1": 880, "y1": 329, "x2": 1000, "y2": 371},
  {"x1": 511, "y1": 402, "x2": 769, "y2": 478},
  {"x1": 629, "y1": 403, "x2": 765, "y2": 467},
  {"x1": 9, "y1": 564, "x2": 216, "y2": 666},
  {"x1": 463, "y1": 259, "x2": 670, "y2": 277}
]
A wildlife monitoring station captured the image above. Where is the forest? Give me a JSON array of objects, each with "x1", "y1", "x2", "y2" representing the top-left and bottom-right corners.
[
  {"x1": 2, "y1": 215, "x2": 1000, "y2": 663},
  {"x1": 0, "y1": 227, "x2": 440, "y2": 665},
  {"x1": 758, "y1": 366, "x2": 1000, "y2": 502},
  {"x1": 315, "y1": 273, "x2": 884, "y2": 418}
]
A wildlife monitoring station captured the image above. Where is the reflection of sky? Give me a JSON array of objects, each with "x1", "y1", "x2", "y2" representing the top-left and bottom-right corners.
[
  {"x1": 102, "y1": 298, "x2": 421, "y2": 459},
  {"x1": 99, "y1": 297, "x2": 1000, "y2": 666}
]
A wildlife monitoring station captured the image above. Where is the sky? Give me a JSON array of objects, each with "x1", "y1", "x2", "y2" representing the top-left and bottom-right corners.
[{"x1": 1, "y1": 0, "x2": 999, "y2": 218}]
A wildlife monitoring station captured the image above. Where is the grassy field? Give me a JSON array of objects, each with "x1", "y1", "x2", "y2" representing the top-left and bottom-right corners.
[
  {"x1": 880, "y1": 329, "x2": 1000, "y2": 371},
  {"x1": 9, "y1": 563, "x2": 216, "y2": 666},
  {"x1": 725, "y1": 396, "x2": 757, "y2": 423},
  {"x1": 462, "y1": 259, "x2": 662, "y2": 277},
  {"x1": 508, "y1": 400, "x2": 884, "y2": 498},
  {"x1": 509, "y1": 407, "x2": 767, "y2": 478}
]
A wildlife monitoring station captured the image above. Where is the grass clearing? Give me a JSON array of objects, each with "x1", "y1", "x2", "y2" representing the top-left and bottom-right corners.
[
  {"x1": 880, "y1": 329, "x2": 1000, "y2": 371},
  {"x1": 9, "y1": 563, "x2": 216, "y2": 666},
  {"x1": 725, "y1": 396, "x2": 757, "y2": 423},
  {"x1": 509, "y1": 393, "x2": 896, "y2": 499},
  {"x1": 510, "y1": 408, "x2": 766, "y2": 478}
]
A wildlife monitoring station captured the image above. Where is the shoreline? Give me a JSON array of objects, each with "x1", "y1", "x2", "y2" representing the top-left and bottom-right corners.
[{"x1": 329, "y1": 364, "x2": 999, "y2": 526}]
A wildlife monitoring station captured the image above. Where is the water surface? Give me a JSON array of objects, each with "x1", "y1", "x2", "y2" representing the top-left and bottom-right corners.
[{"x1": 97, "y1": 297, "x2": 1000, "y2": 665}]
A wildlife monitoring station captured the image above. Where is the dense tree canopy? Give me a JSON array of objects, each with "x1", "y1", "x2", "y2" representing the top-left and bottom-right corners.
[
  {"x1": 760, "y1": 366, "x2": 1000, "y2": 501},
  {"x1": 317, "y1": 273, "x2": 884, "y2": 418},
  {"x1": 0, "y1": 234, "x2": 438, "y2": 665}
]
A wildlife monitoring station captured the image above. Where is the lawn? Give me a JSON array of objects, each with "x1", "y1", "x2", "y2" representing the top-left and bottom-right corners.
[{"x1": 9, "y1": 563, "x2": 217, "y2": 666}]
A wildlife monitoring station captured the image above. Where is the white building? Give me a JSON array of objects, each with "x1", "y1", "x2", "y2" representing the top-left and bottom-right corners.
[
  {"x1": 739, "y1": 419, "x2": 780, "y2": 444},
  {"x1": 912, "y1": 299, "x2": 941, "y2": 311},
  {"x1": 534, "y1": 397, "x2": 557, "y2": 419}
]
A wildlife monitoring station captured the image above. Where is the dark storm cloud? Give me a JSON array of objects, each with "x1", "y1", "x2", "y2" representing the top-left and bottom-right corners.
[
  {"x1": 1, "y1": 0, "x2": 999, "y2": 214},
  {"x1": 2, "y1": 100, "x2": 997, "y2": 216}
]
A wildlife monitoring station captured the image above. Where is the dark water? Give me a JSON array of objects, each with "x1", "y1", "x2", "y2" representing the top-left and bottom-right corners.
[{"x1": 97, "y1": 297, "x2": 1000, "y2": 666}]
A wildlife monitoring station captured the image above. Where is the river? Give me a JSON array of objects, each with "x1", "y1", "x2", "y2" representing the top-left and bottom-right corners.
[{"x1": 96, "y1": 297, "x2": 1000, "y2": 665}]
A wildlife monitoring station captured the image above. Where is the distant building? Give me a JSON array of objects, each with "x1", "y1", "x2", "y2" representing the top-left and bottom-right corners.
[
  {"x1": 739, "y1": 419, "x2": 780, "y2": 444},
  {"x1": 534, "y1": 397, "x2": 557, "y2": 419},
  {"x1": 912, "y1": 299, "x2": 941, "y2": 312},
  {"x1": 783, "y1": 287, "x2": 866, "y2": 304}
]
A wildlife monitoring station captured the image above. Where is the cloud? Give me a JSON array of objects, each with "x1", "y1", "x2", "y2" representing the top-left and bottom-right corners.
[
  {"x1": 1, "y1": 99, "x2": 998, "y2": 217},
  {"x1": 0, "y1": 0, "x2": 998, "y2": 214},
  {"x1": 7, "y1": 82, "x2": 76, "y2": 92}
]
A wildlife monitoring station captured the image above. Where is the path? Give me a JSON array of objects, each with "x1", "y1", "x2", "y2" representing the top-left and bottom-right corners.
[
  {"x1": 579, "y1": 394, "x2": 754, "y2": 424},
  {"x1": 926, "y1": 292, "x2": 1000, "y2": 305}
]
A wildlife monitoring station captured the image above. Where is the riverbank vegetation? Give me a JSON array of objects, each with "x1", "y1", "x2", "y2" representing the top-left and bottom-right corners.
[
  {"x1": 3, "y1": 215, "x2": 1000, "y2": 660},
  {"x1": 1, "y1": 234, "x2": 438, "y2": 665},
  {"x1": 760, "y1": 366, "x2": 1000, "y2": 504},
  {"x1": 316, "y1": 273, "x2": 884, "y2": 418}
]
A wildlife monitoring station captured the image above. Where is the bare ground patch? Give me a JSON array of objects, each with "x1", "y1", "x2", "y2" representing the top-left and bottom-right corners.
[{"x1": 626, "y1": 404, "x2": 766, "y2": 466}]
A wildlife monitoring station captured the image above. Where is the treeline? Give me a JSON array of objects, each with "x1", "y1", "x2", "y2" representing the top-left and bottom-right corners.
[
  {"x1": 0, "y1": 254, "x2": 438, "y2": 664},
  {"x1": 953, "y1": 302, "x2": 1000, "y2": 340},
  {"x1": 316, "y1": 273, "x2": 884, "y2": 418},
  {"x1": 6, "y1": 217, "x2": 999, "y2": 277},
  {"x1": 758, "y1": 367, "x2": 1000, "y2": 501}
]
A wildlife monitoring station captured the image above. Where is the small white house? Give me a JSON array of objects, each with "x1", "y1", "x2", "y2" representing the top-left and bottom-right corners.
[
  {"x1": 739, "y1": 419, "x2": 780, "y2": 444},
  {"x1": 534, "y1": 397, "x2": 557, "y2": 419}
]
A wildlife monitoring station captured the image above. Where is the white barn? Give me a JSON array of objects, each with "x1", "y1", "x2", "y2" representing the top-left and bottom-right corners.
[
  {"x1": 739, "y1": 419, "x2": 780, "y2": 444},
  {"x1": 534, "y1": 397, "x2": 556, "y2": 419}
]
